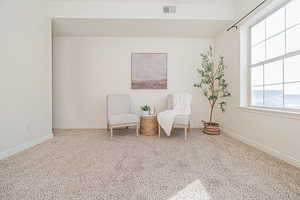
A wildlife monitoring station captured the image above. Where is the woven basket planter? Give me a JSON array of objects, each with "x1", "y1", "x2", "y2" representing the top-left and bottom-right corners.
[{"x1": 202, "y1": 121, "x2": 220, "y2": 135}]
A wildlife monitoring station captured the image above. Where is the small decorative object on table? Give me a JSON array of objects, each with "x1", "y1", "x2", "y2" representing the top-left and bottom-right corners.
[
  {"x1": 194, "y1": 46, "x2": 231, "y2": 135},
  {"x1": 140, "y1": 104, "x2": 150, "y2": 115},
  {"x1": 149, "y1": 105, "x2": 157, "y2": 115}
]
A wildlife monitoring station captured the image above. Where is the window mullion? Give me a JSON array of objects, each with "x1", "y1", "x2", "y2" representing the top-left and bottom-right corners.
[
  {"x1": 283, "y1": 6, "x2": 287, "y2": 108},
  {"x1": 263, "y1": 19, "x2": 267, "y2": 106}
]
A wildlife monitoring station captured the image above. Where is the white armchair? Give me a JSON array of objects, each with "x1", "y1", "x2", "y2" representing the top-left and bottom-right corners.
[
  {"x1": 106, "y1": 94, "x2": 139, "y2": 139},
  {"x1": 158, "y1": 94, "x2": 191, "y2": 140}
]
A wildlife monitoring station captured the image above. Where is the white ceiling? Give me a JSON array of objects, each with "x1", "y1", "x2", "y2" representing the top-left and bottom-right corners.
[
  {"x1": 52, "y1": 19, "x2": 232, "y2": 37},
  {"x1": 48, "y1": 0, "x2": 232, "y2": 4},
  {"x1": 48, "y1": 0, "x2": 241, "y2": 4}
]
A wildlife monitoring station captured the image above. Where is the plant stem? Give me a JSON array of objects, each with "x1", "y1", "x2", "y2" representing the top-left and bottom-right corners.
[{"x1": 209, "y1": 105, "x2": 213, "y2": 123}]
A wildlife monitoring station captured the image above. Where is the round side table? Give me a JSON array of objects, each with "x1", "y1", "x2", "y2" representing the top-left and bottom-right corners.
[{"x1": 140, "y1": 115, "x2": 158, "y2": 136}]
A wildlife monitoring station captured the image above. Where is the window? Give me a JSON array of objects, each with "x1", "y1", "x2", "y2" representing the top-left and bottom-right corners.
[{"x1": 250, "y1": 0, "x2": 300, "y2": 109}]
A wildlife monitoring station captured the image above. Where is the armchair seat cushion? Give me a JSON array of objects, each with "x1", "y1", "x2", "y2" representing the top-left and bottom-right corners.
[
  {"x1": 174, "y1": 114, "x2": 190, "y2": 125},
  {"x1": 109, "y1": 113, "x2": 139, "y2": 125}
]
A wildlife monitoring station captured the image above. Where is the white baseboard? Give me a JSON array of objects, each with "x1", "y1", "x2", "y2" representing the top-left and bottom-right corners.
[
  {"x1": 0, "y1": 133, "x2": 53, "y2": 160},
  {"x1": 223, "y1": 128, "x2": 300, "y2": 169}
]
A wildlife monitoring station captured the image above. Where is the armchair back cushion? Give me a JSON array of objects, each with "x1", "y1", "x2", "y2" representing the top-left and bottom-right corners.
[
  {"x1": 167, "y1": 94, "x2": 173, "y2": 110},
  {"x1": 167, "y1": 94, "x2": 192, "y2": 113},
  {"x1": 167, "y1": 94, "x2": 191, "y2": 125},
  {"x1": 107, "y1": 94, "x2": 131, "y2": 117}
]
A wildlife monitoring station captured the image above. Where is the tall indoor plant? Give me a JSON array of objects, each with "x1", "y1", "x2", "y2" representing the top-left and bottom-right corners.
[{"x1": 194, "y1": 46, "x2": 231, "y2": 135}]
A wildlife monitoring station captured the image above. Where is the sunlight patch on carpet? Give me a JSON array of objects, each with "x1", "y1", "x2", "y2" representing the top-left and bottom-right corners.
[{"x1": 169, "y1": 180, "x2": 210, "y2": 200}]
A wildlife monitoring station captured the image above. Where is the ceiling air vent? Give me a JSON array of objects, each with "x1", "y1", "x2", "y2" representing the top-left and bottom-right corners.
[{"x1": 163, "y1": 6, "x2": 176, "y2": 14}]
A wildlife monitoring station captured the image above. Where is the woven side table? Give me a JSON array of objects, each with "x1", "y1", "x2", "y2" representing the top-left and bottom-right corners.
[{"x1": 140, "y1": 115, "x2": 158, "y2": 136}]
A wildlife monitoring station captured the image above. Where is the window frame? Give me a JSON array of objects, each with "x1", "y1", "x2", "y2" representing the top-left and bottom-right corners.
[{"x1": 248, "y1": 0, "x2": 300, "y2": 111}]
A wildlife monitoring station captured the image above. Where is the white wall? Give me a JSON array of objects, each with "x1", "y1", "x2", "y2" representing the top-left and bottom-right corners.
[
  {"x1": 0, "y1": 0, "x2": 52, "y2": 159},
  {"x1": 215, "y1": 0, "x2": 300, "y2": 168},
  {"x1": 53, "y1": 37, "x2": 213, "y2": 129}
]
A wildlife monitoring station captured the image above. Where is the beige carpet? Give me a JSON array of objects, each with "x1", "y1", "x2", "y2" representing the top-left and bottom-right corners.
[{"x1": 0, "y1": 129, "x2": 300, "y2": 200}]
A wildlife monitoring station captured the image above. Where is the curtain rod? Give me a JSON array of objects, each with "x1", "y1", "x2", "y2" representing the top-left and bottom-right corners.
[{"x1": 227, "y1": 0, "x2": 267, "y2": 31}]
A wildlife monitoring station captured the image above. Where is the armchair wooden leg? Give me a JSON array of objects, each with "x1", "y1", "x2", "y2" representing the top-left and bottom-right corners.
[
  {"x1": 110, "y1": 126, "x2": 113, "y2": 139},
  {"x1": 136, "y1": 122, "x2": 139, "y2": 137},
  {"x1": 188, "y1": 122, "x2": 191, "y2": 132},
  {"x1": 184, "y1": 127, "x2": 187, "y2": 141},
  {"x1": 158, "y1": 125, "x2": 161, "y2": 138}
]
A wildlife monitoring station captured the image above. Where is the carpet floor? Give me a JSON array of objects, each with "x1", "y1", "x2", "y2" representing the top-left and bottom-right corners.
[{"x1": 0, "y1": 129, "x2": 300, "y2": 200}]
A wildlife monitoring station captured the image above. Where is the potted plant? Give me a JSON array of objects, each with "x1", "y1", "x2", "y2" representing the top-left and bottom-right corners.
[
  {"x1": 140, "y1": 105, "x2": 150, "y2": 115},
  {"x1": 194, "y1": 46, "x2": 231, "y2": 135}
]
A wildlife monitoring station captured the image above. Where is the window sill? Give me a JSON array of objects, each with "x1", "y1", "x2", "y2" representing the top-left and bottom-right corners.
[{"x1": 238, "y1": 106, "x2": 300, "y2": 120}]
